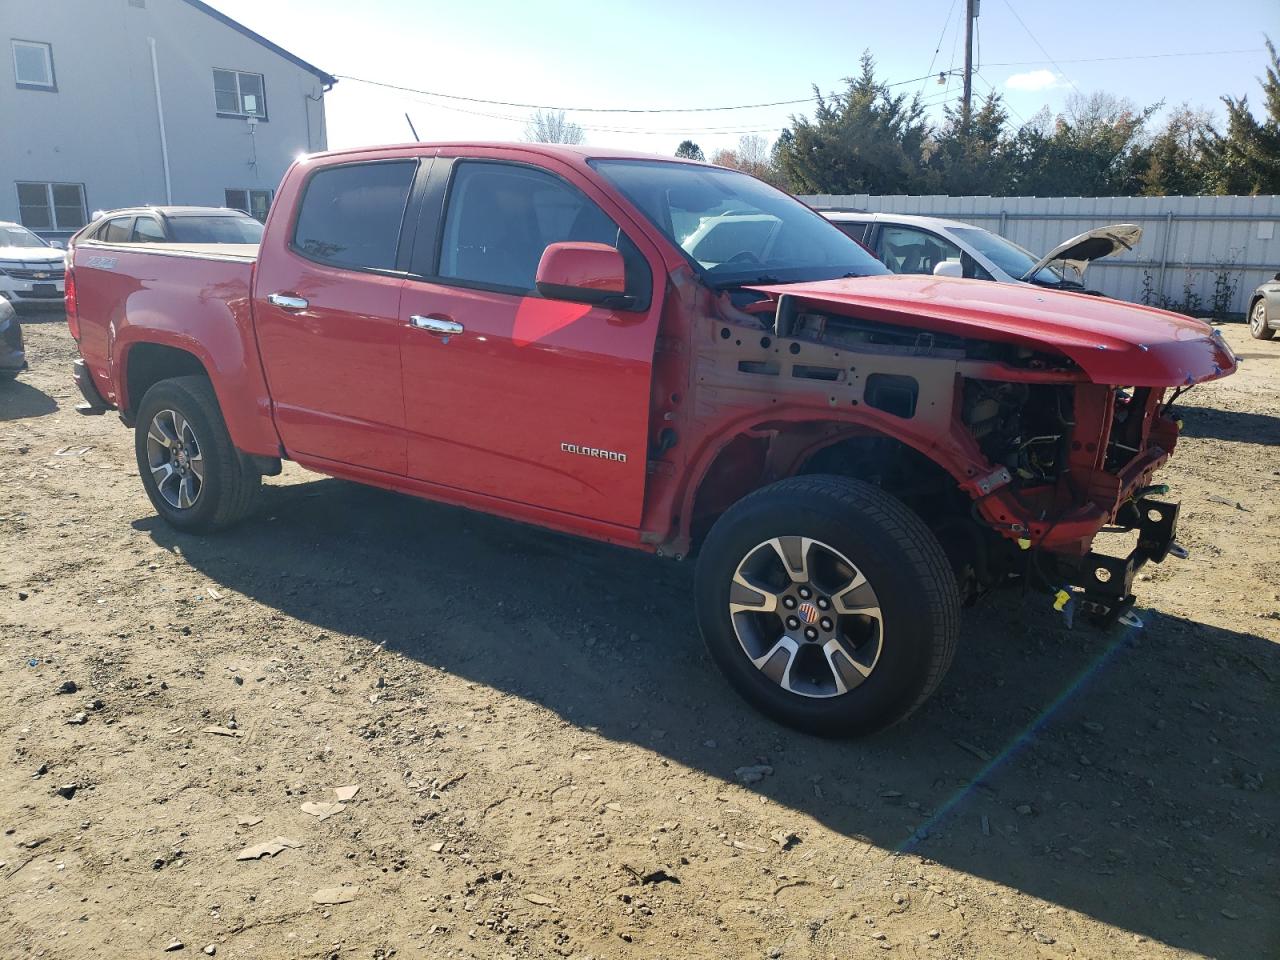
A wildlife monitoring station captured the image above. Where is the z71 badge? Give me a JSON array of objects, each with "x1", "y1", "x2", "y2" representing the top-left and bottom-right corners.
[{"x1": 561, "y1": 443, "x2": 627, "y2": 463}]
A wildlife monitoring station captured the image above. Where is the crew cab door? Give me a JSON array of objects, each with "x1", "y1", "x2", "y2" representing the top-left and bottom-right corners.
[
  {"x1": 252, "y1": 158, "x2": 418, "y2": 474},
  {"x1": 397, "y1": 154, "x2": 662, "y2": 528}
]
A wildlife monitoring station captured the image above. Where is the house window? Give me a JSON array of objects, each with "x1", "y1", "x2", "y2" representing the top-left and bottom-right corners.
[
  {"x1": 213, "y1": 69, "x2": 267, "y2": 119},
  {"x1": 16, "y1": 182, "x2": 87, "y2": 231},
  {"x1": 12, "y1": 40, "x2": 55, "y2": 91},
  {"x1": 225, "y1": 188, "x2": 273, "y2": 222}
]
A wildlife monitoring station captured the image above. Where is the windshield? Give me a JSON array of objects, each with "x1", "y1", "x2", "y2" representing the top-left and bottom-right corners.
[
  {"x1": 591, "y1": 160, "x2": 887, "y2": 286},
  {"x1": 0, "y1": 224, "x2": 50, "y2": 249},
  {"x1": 167, "y1": 215, "x2": 264, "y2": 244},
  {"x1": 949, "y1": 226, "x2": 1068, "y2": 286}
]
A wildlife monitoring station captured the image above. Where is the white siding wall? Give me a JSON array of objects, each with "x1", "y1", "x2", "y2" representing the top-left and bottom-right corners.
[
  {"x1": 802, "y1": 194, "x2": 1280, "y2": 315},
  {"x1": 0, "y1": 0, "x2": 329, "y2": 236}
]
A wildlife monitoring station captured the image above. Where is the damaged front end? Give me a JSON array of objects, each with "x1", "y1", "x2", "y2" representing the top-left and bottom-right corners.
[{"x1": 739, "y1": 275, "x2": 1239, "y2": 622}]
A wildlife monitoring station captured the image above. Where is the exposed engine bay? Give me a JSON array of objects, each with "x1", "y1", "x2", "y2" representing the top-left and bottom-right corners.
[{"x1": 689, "y1": 284, "x2": 1203, "y2": 623}]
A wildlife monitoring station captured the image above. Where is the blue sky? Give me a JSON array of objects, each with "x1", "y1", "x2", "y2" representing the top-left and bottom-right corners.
[{"x1": 210, "y1": 0, "x2": 1279, "y2": 154}]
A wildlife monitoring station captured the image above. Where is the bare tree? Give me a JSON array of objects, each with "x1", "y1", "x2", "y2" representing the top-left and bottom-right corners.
[
  {"x1": 524, "y1": 109, "x2": 585, "y2": 145},
  {"x1": 736, "y1": 135, "x2": 770, "y2": 169},
  {"x1": 709, "y1": 148, "x2": 740, "y2": 168}
]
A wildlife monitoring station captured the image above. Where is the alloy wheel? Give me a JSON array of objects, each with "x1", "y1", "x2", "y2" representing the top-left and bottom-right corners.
[
  {"x1": 728, "y1": 536, "x2": 884, "y2": 698},
  {"x1": 145, "y1": 408, "x2": 204, "y2": 509}
]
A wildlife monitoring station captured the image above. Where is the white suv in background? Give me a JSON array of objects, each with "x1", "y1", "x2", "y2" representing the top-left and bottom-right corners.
[
  {"x1": 823, "y1": 211, "x2": 1141, "y2": 293},
  {"x1": 0, "y1": 221, "x2": 66, "y2": 308}
]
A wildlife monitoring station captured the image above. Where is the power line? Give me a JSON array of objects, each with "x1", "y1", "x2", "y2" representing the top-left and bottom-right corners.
[
  {"x1": 920, "y1": 0, "x2": 961, "y2": 96},
  {"x1": 400, "y1": 92, "x2": 788, "y2": 137},
  {"x1": 336, "y1": 71, "x2": 944, "y2": 117},
  {"x1": 973, "y1": 71, "x2": 1026, "y2": 130},
  {"x1": 998, "y1": 0, "x2": 1081, "y2": 97},
  {"x1": 983, "y1": 47, "x2": 1263, "y2": 66}
]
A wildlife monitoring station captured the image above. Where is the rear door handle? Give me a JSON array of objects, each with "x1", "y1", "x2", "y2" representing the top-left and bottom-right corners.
[
  {"x1": 409, "y1": 314, "x2": 464, "y2": 335},
  {"x1": 268, "y1": 293, "x2": 309, "y2": 310}
]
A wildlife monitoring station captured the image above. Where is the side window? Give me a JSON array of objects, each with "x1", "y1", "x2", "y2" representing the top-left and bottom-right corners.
[
  {"x1": 102, "y1": 217, "x2": 134, "y2": 243},
  {"x1": 834, "y1": 221, "x2": 869, "y2": 243},
  {"x1": 292, "y1": 161, "x2": 415, "y2": 271},
  {"x1": 963, "y1": 253, "x2": 994, "y2": 281},
  {"x1": 132, "y1": 217, "x2": 165, "y2": 242},
  {"x1": 877, "y1": 225, "x2": 963, "y2": 276},
  {"x1": 438, "y1": 161, "x2": 648, "y2": 299}
]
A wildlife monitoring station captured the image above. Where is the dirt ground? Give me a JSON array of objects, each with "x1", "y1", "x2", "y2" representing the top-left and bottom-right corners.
[{"x1": 0, "y1": 312, "x2": 1276, "y2": 960}]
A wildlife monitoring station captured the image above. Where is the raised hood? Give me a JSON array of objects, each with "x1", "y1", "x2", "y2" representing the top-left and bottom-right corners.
[
  {"x1": 1022, "y1": 223, "x2": 1142, "y2": 282},
  {"x1": 750, "y1": 274, "x2": 1237, "y2": 388}
]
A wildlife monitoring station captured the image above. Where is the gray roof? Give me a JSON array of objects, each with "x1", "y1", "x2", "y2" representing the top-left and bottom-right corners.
[{"x1": 180, "y1": 0, "x2": 336, "y2": 86}]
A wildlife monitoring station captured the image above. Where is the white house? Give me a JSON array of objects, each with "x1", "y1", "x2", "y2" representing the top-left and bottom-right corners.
[{"x1": 1, "y1": 0, "x2": 335, "y2": 238}]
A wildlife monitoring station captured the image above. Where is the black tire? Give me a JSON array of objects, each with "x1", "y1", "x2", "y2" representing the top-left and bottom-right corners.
[
  {"x1": 134, "y1": 375, "x2": 261, "y2": 532},
  {"x1": 695, "y1": 475, "x2": 960, "y2": 737},
  {"x1": 1249, "y1": 299, "x2": 1275, "y2": 340},
  {"x1": 0, "y1": 370, "x2": 18, "y2": 382}
]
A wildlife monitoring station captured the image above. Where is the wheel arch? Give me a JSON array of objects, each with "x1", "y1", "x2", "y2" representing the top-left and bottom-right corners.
[
  {"x1": 676, "y1": 412, "x2": 978, "y2": 554},
  {"x1": 120, "y1": 341, "x2": 210, "y2": 423}
]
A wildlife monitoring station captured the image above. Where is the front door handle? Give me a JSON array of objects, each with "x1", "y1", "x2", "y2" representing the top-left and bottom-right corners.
[
  {"x1": 268, "y1": 293, "x2": 309, "y2": 310},
  {"x1": 409, "y1": 314, "x2": 464, "y2": 336}
]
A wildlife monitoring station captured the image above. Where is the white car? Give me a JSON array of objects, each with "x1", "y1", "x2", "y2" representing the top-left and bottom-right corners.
[
  {"x1": 0, "y1": 221, "x2": 66, "y2": 308},
  {"x1": 822, "y1": 212, "x2": 1141, "y2": 292}
]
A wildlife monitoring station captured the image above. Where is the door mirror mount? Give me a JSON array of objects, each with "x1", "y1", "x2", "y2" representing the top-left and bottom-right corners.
[
  {"x1": 932, "y1": 259, "x2": 964, "y2": 279},
  {"x1": 535, "y1": 242, "x2": 632, "y2": 308}
]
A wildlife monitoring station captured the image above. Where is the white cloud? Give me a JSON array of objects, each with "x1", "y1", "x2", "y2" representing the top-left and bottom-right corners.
[{"x1": 1005, "y1": 69, "x2": 1064, "y2": 92}]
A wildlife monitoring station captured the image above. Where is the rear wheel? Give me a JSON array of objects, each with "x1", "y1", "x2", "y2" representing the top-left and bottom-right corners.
[
  {"x1": 134, "y1": 376, "x2": 261, "y2": 532},
  {"x1": 1250, "y1": 300, "x2": 1275, "y2": 340},
  {"x1": 695, "y1": 475, "x2": 960, "y2": 737}
]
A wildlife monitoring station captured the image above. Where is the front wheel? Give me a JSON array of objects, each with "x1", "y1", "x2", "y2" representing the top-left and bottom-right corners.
[
  {"x1": 695, "y1": 475, "x2": 960, "y2": 737},
  {"x1": 134, "y1": 376, "x2": 261, "y2": 532},
  {"x1": 1249, "y1": 300, "x2": 1275, "y2": 340}
]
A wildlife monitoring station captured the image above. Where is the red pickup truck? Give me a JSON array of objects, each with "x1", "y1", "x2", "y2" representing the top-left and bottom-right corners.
[{"x1": 66, "y1": 143, "x2": 1236, "y2": 736}]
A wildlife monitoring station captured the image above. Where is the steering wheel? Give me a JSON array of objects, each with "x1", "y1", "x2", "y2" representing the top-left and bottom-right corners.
[{"x1": 726, "y1": 250, "x2": 763, "y2": 265}]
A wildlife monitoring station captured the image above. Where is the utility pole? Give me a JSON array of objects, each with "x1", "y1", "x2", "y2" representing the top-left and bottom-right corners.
[{"x1": 962, "y1": 0, "x2": 978, "y2": 130}]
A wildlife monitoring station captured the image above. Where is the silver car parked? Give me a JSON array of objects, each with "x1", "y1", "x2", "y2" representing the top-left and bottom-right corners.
[
  {"x1": 822, "y1": 211, "x2": 1141, "y2": 293},
  {"x1": 1247, "y1": 272, "x2": 1280, "y2": 340}
]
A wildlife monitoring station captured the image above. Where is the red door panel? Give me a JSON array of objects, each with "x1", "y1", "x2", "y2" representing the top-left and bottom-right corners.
[
  {"x1": 250, "y1": 155, "x2": 418, "y2": 475},
  {"x1": 399, "y1": 282, "x2": 655, "y2": 527},
  {"x1": 252, "y1": 263, "x2": 407, "y2": 474}
]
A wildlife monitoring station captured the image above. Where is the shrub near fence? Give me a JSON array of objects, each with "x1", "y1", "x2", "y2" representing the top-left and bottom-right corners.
[{"x1": 802, "y1": 193, "x2": 1280, "y2": 318}]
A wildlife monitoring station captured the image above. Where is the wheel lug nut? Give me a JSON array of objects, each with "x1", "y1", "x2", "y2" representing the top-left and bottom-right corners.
[
  {"x1": 817, "y1": 597, "x2": 829, "y2": 610},
  {"x1": 798, "y1": 587, "x2": 811, "y2": 599},
  {"x1": 786, "y1": 617, "x2": 799, "y2": 630},
  {"x1": 783, "y1": 596, "x2": 797, "y2": 609},
  {"x1": 804, "y1": 627, "x2": 818, "y2": 640},
  {"x1": 820, "y1": 618, "x2": 833, "y2": 631}
]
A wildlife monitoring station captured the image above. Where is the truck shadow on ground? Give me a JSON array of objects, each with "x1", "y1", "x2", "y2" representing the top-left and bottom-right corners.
[
  {"x1": 0, "y1": 379, "x2": 58, "y2": 422},
  {"x1": 1177, "y1": 403, "x2": 1280, "y2": 445},
  {"x1": 138, "y1": 478, "x2": 1278, "y2": 960}
]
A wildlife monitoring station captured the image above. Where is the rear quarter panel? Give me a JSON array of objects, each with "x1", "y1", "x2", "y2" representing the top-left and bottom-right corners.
[{"x1": 72, "y1": 244, "x2": 280, "y2": 456}]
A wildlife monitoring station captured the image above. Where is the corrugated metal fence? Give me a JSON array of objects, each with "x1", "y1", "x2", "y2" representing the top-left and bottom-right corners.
[{"x1": 801, "y1": 194, "x2": 1280, "y2": 316}]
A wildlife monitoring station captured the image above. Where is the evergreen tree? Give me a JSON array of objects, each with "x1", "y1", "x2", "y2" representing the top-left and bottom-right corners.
[
  {"x1": 776, "y1": 53, "x2": 931, "y2": 195},
  {"x1": 1202, "y1": 39, "x2": 1280, "y2": 194},
  {"x1": 675, "y1": 140, "x2": 705, "y2": 161}
]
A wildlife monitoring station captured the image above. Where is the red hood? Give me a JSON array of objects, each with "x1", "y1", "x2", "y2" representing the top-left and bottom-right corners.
[{"x1": 751, "y1": 275, "x2": 1237, "y2": 388}]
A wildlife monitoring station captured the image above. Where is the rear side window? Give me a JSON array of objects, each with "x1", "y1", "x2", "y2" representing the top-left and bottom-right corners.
[
  {"x1": 438, "y1": 161, "x2": 642, "y2": 295},
  {"x1": 101, "y1": 217, "x2": 133, "y2": 242},
  {"x1": 168, "y1": 216, "x2": 263, "y2": 243},
  {"x1": 293, "y1": 161, "x2": 415, "y2": 271},
  {"x1": 132, "y1": 217, "x2": 165, "y2": 242}
]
